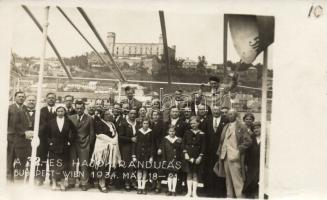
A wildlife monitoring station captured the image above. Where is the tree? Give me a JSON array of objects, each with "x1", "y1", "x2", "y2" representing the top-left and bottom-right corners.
[{"x1": 197, "y1": 56, "x2": 207, "y2": 72}]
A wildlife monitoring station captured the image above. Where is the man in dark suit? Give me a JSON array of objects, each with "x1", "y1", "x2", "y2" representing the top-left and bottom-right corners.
[
  {"x1": 202, "y1": 105, "x2": 228, "y2": 197},
  {"x1": 118, "y1": 108, "x2": 141, "y2": 191},
  {"x1": 197, "y1": 104, "x2": 211, "y2": 131},
  {"x1": 64, "y1": 95, "x2": 76, "y2": 116},
  {"x1": 121, "y1": 86, "x2": 142, "y2": 112},
  {"x1": 68, "y1": 100, "x2": 94, "y2": 191},
  {"x1": 7, "y1": 91, "x2": 26, "y2": 181},
  {"x1": 112, "y1": 103, "x2": 125, "y2": 130},
  {"x1": 181, "y1": 106, "x2": 192, "y2": 125},
  {"x1": 14, "y1": 95, "x2": 36, "y2": 181},
  {"x1": 243, "y1": 121, "x2": 261, "y2": 198},
  {"x1": 164, "y1": 106, "x2": 188, "y2": 138},
  {"x1": 36, "y1": 92, "x2": 57, "y2": 185},
  {"x1": 190, "y1": 93, "x2": 212, "y2": 117}
]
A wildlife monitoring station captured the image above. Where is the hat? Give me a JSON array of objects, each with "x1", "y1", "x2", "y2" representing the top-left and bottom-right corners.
[
  {"x1": 253, "y1": 121, "x2": 261, "y2": 127},
  {"x1": 209, "y1": 76, "x2": 220, "y2": 83}
]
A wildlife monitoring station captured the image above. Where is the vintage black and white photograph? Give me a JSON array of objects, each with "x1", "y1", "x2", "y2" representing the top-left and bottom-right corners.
[{"x1": 5, "y1": 3, "x2": 275, "y2": 200}]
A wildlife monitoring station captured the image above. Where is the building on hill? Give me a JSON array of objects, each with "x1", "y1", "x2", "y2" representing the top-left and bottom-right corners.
[
  {"x1": 87, "y1": 52, "x2": 161, "y2": 75},
  {"x1": 107, "y1": 32, "x2": 176, "y2": 61},
  {"x1": 182, "y1": 58, "x2": 197, "y2": 69}
]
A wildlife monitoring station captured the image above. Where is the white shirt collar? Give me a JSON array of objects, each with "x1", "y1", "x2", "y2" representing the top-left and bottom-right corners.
[
  {"x1": 165, "y1": 135, "x2": 179, "y2": 143},
  {"x1": 213, "y1": 116, "x2": 221, "y2": 124},
  {"x1": 127, "y1": 117, "x2": 137, "y2": 135},
  {"x1": 48, "y1": 105, "x2": 55, "y2": 113},
  {"x1": 56, "y1": 117, "x2": 65, "y2": 132},
  {"x1": 65, "y1": 106, "x2": 73, "y2": 111},
  {"x1": 139, "y1": 128, "x2": 152, "y2": 135},
  {"x1": 191, "y1": 129, "x2": 200, "y2": 135},
  {"x1": 256, "y1": 136, "x2": 261, "y2": 144},
  {"x1": 78, "y1": 113, "x2": 85, "y2": 121},
  {"x1": 171, "y1": 118, "x2": 179, "y2": 126}
]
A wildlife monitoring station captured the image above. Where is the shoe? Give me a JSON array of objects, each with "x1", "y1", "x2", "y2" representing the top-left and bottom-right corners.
[
  {"x1": 172, "y1": 192, "x2": 177, "y2": 196},
  {"x1": 98, "y1": 185, "x2": 108, "y2": 193},
  {"x1": 81, "y1": 185, "x2": 88, "y2": 191},
  {"x1": 166, "y1": 191, "x2": 172, "y2": 196},
  {"x1": 66, "y1": 184, "x2": 75, "y2": 189},
  {"x1": 185, "y1": 193, "x2": 192, "y2": 198},
  {"x1": 51, "y1": 182, "x2": 58, "y2": 191},
  {"x1": 35, "y1": 180, "x2": 44, "y2": 186},
  {"x1": 137, "y1": 189, "x2": 142, "y2": 194},
  {"x1": 125, "y1": 184, "x2": 131, "y2": 191},
  {"x1": 155, "y1": 187, "x2": 161, "y2": 193},
  {"x1": 131, "y1": 182, "x2": 137, "y2": 189},
  {"x1": 59, "y1": 184, "x2": 66, "y2": 192},
  {"x1": 143, "y1": 189, "x2": 147, "y2": 195}
]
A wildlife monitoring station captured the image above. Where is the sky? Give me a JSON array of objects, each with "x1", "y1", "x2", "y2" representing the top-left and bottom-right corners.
[{"x1": 11, "y1": 5, "x2": 268, "y2": 65}]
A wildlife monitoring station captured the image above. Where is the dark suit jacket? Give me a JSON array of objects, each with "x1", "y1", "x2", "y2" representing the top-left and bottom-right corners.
[
  {"x1": 118, "y1": 120, "x2": 141, "y2": 161},
  {"x1": 150, "y1": 120, "x2": 165, "y2": 150},
  {"x1": 39, "y1": 106, "x2": 56, "y2": 139},
  {"x1": 164, "y1": 118, "x2": 188, "y2": 138},
  {"x1": 203, "y1": 116, "x2": 228, "y2": 155},
  {"x1": 121, "y1": 98, "x2": 142, "y2": 112},
  {"x1": 243, "y1": 135, "x2": 260, "y2": 194},
  {"x1": 8, "y1": 104, "x2": 26, "y2": 137},
  {"x1": 66, "y1": 108, "x2": 77, "y2": 116},
  {"x1": 45, "y1": 118, "x2": 76, "y2": 154},
  {"x1": 69, "y1": 114, "x2": 94, "y2": 149},
  {"x1": 15, "y1": 109, "x2": 35, "y2": 148},
  {"x1": 113, "y1": 115, "x2": 125, "y2": 131}
]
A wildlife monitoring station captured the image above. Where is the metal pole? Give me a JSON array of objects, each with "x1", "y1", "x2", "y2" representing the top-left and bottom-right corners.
[
  {"x1": 223, "y1": 14, "x2": 228, "y2": 80},
  {"x1": 29, "y1": 6, "x2": 50, "y2": 185},
  {"x1": 259, "y1": 47, "x2": 268, "y2": 198},
  {"x1": 159, "y1": 11, "x2": 172, "y2": 84},
  {"x1": 159, "y1": 88, "x2": 163, "y2": 111},
  {"x1": 118, "y1": 81, "x2": 122, "y2": 103},
  {"x1": 17, "y1": 77, "x2": 20, "y2": 91},
  {"x1": 22, "y1": 5, "x2": 72, "y2": 79},
  {"x1": 77, "y1": 7, "x2": 126, "y2": 82},
  {"x1": 25, "y1": 74, "x2": 272, "y2": 92},
  {"x1": 56, "y1": 6, "x2": 121, "y2": 80}
]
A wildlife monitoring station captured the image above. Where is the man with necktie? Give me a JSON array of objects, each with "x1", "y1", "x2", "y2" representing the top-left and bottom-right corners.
[
  {"x1": 202, "y1": 105, "x2": 228, "y2": 197},
  {"x1": 36, "y1": 92, "x2": 57, "y2": 185},
  {"x1": 64, "y1": 95, "x2": 76, "y2": 116},
  {"x1": 7, "y1": 91, "x2": 26, "y2": 182},
  {"x1": 68, "y1": 100, "x2": 94, "y2": 191},
  {"x1": 122, "y1": 86, "x2": 142, "y2": 112}
]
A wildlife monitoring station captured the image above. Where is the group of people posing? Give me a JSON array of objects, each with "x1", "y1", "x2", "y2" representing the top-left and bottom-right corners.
[{"x1": 7, "y1": 76, "x2": 262, "y2": 198}]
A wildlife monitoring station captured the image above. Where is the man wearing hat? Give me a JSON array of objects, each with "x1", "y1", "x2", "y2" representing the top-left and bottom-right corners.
[{"x1": 243, "y1": 121, "x2": 261, "y2": 198}]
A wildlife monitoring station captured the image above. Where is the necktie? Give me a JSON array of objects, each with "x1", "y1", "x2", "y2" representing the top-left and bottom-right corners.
[{"x1": 214, "y1": 118, "x2": 218, "y2": 132}]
